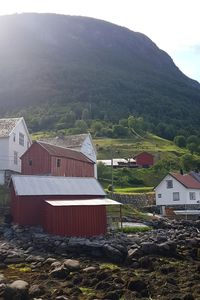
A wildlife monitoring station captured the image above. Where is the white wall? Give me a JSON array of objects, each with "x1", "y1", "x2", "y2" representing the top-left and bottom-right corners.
[
  {"x1": 8, "y1": 119, "x2": 31, "y2": 173},
  {"x1": 0, "y1": 138, "x2": 9, "y2": 170},
  {"x1": 0, "y1": 170, "x2": 5, "y2": 185},
  {"x1": 81, "y1": 135, "x2": 97, "y2": 178},
  {"x1": 155, "y1": 174, "x2": 200, "y2": 206}
]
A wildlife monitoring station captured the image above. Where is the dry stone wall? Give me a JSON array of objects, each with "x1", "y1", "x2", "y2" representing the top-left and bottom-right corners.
[{"x1": 109, "y1": 192, "x2": 155, "y2": 208}]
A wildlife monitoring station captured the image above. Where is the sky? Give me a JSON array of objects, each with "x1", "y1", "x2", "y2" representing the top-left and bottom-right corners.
[{"x1": 0, "y1": 0, "x2": 200, "y2": 82}]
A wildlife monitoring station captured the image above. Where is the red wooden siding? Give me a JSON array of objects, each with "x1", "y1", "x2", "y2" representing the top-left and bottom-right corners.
[
  {"x1": 21, "y1": 142, "x2": 51, "y2": 175},
  {"x1": 50, "y1": 156, "x2": 94, "y2": 177},
  {"x1": 43, "y1": 203, "x2": 107, "y2": 237},
  {"x1": 135, "y1": 152, "x2": 154, "y2": 167},
  {"x1": 21, "y1": 142, "x2": 94, "y2": 177},
  {"x1": 10, "y1": 181, "x2": 104, "y2": 227}
]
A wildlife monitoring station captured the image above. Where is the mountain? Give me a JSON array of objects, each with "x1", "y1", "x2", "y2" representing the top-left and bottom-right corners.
[{"x1": 0, "y1": 13, "x2": 200, "y2": 133}]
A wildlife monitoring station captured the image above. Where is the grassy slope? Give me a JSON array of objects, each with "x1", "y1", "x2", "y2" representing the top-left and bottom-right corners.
[{"x1": 94, "y1": 133, "x2": 187, "y2": 160}]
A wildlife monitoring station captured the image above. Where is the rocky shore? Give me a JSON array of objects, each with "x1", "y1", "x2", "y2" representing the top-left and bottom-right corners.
[{"x1": 0, "y1": 219, "x2": 200, "y2": 299}]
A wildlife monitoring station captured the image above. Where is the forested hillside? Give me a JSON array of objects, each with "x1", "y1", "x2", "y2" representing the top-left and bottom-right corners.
[{"x1": 0, "y1": 13, "x2": 200, "y2": 138}]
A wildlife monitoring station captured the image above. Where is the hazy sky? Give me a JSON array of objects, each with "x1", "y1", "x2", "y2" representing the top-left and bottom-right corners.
[{"x1": 1, "y1": 0, "x2": 200, "y2": 82}]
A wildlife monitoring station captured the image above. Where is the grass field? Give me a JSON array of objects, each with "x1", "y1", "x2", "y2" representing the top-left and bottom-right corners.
[
  {"x1": 114, "y1": 186, "x2": 154, "y2": 194},
  {"x1": 94, "y1": 133, "x2": 187, "y2": 160}
]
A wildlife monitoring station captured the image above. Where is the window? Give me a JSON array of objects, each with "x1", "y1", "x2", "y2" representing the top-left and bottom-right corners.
[
  {"x1": 28, "y1": 160, "x2": 32, "y2": 166},
  {"x1": 14, "y1": 151, "x2": 18, "y2": 165},
  {"x1": 57, "y1": 158, "x2": 61, "y2": 167},
  {"x1": 13, "y1": 133, "x2": 16, "y2": 142},
  {"x1": 173, "y1": 192, "x2": 180, "y2": 201},
  {"x1": 166, "y1": 180, "x2": 173, "y2": 189},
  {"x1": 189, "y1": 192, "x2": 196, "y2": 200},
  {"x1": 19, "y1": 132, "x2": 24, "y2": 146},
  {"x1": 158, "y1": 194, "x2": 162, "y2": 198}
]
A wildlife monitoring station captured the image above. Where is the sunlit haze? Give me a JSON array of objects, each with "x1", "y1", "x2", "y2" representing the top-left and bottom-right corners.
[{"x1": 1, "y1": 0, "x2": 200, "y2": 82}]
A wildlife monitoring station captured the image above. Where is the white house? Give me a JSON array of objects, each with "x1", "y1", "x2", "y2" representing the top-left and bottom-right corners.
[
  {"x1": 40, "y1": 133, "x2": 97, "y2": 177},
  {"x1": 0, "y1": 117, "x2": 32, "y2": 184},
  {"x1": 155, "y1": 172, "x2": 200, "y2": 216}
]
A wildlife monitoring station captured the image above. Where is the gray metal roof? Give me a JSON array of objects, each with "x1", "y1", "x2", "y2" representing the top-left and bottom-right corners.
[
  {"x1": 11, "y1": 175, "x2": 106, "y2": 196},
  {"x1": 40, "y1": 134, "x2": 89, "y2": 150},
  {"x1": 0, "y1": 118, "x2": 21, "y2": 137},
  {"x1": 45, "y1": 198, "x2": 121, "y2": 206}
]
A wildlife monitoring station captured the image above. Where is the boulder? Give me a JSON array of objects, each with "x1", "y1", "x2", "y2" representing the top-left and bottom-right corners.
[
  {"x1": 63, "y1": 259, "x2": 80, "y2": 271},
  {"x1": 50, "y1": 265, "x2": 69, "y2": 279}
]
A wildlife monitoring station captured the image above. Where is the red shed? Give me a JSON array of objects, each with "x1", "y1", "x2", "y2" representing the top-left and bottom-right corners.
[
  {"x1": 10, "y1": 175, "x2": 121, "y2": 236},
  {"x1": 21, "y1": 141, "x2": 94, "y2": 177},
  {"x1": 134, "y1": 152, "x2": 154, "y2": 168}
]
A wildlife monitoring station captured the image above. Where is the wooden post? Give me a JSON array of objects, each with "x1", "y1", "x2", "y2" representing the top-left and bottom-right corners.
[{"x1": 120, "y1": 205, "x2": 122, "y2": 230}]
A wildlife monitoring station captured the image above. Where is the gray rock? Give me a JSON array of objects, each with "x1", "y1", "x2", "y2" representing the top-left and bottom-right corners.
[
  {"x1": 83, "y1": 266, "x2": 98, "y2": 273},
  {"x1": 4, "y1": 280, "x2": 29, "y2": 300},
  {"x1": 9, "y1": 280, "x2": 29, "y2": 290},
  {"x1": 0, "y1": 274, "x2": 6, "y2": 283},
  {"x1": 50, "y1": 266, "x2": 69, "y2": 279},
  {"x1": 63, "y1": 259, "x2": 80, "y2": 271}
]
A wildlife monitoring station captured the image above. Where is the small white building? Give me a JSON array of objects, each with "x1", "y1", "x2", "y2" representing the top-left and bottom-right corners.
[
  {"x1": 155, "y1": 172, "x2": 200, "y2": 216},
  {"x1": 0, "y1": 117, "x2": 32, "y2": 184},
  {"x1": 40, "y1": 133, "x2": 97, "y2": 177}
]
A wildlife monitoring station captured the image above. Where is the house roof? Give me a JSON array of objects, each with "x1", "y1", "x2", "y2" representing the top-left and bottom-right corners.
[
  {"x1": 45, "y1": 198, "x2": 121, "y2": 206},
  {"x1": 40, "y1": 134, "x2": 89, "y2": 150},
  {"x1": 133, "y1": 151, "x2": 153, "y2": 158},
  {"x1": 170, "y1": 172, "x2": 200, "y2": 189},
  {"x1": 190, "y1": 171, "x2": 200, "y2": 183},
  {"x1": 36, "y1": 141, "x2": 93, "y2": 163},
  {"x1": 11, "y1": 175, "x2": 106, "y2": 196},
  {"x1": 0, "y1": 118, "x2": 21, "y2": 138}
]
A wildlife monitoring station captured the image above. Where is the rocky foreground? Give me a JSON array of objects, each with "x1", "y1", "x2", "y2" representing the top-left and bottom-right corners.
[{"x1": 0, "y1": 219, "x2": 200, "y2": 299}]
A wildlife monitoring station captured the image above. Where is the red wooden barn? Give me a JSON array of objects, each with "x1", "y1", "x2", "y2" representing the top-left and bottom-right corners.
[
  {"x1": 10, "y1": 175, "x2": 121, "y2": 237},
  {"x1": 21, "y1": 141, "x2": 94, "y2": 177},
  {"x1": 134, "y1": 152, "x2": 154, "y2": 168}
]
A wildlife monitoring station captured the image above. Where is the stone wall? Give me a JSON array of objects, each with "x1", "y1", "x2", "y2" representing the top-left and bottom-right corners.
[{"x1": 109, "y1": 192, "x2": 155, "y2": 208}]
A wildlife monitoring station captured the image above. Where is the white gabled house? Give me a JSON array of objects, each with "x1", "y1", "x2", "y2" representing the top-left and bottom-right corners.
[
  {"x1": 155, "y1": 172, "x2": 200, "y2": 216},
  {"x1": 0, "y1": 117, "x2": 32, "y2": 184}
]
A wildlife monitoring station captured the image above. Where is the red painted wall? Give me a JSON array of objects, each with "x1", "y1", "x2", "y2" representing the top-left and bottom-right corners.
[
  {"x1": 135, "y1": 152, "x2": 154, "y2": 167},
  {"x1": 50, "y1": 156, "x2": 94, "y2": 177},
  {"x1": 43, "y1": 203, "x2": 107, "y2": 237},
  {"x1": 10, "y1": 183, "x2": 105, "y2": 228},
  {"x1": 21, "y1": 143, "x2": 94, "y2": 177},
  {"x1": 21, "y1": 143, "x2": 51, "y2": 175}
]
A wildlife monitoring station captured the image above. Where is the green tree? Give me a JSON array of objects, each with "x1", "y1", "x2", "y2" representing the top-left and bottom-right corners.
[
  {"x1": 75, "y1": 120, "x2": 88, "y2": 132},
  {"x1": 180, "y1": 153, "x2": 197, "y2": 172},
  {"x1": 174, "y1": 135, "x2": 186, "y2": 148},
  {"x1": 187, "y1": 135, "x2": 199, "y2": 145},
  {"x1": 81, "y1": 108, "x2": 90, "y2": 120}
]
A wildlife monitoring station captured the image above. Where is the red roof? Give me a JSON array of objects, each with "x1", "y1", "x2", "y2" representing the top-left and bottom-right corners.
[
  {"x1": 170, "y1": 172, "x2": 200, "y2": 189},
  {"x1": 133, "y1": 151, "x2": 154, "y2": 158},
  {"x1": 37, "y1": 141, "x2": 94, "y2": 164}
]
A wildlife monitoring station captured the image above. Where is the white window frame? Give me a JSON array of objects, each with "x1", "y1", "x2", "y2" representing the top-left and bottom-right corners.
[
  {"x1": 173, "y1": 192, "x2": 180, "y2": 201},
  {"x1": 189, "y1": 192, "x2": 196, "y2": 200},
  {"x1": 19, "y1": 132, "x2": 25, "y2": 146},
  {"x1": 166, "y1": 180, "x2": 173, "y2": 189},
  {"x1": 14, "y1": 151, "x2": 18, "y2": 165}
]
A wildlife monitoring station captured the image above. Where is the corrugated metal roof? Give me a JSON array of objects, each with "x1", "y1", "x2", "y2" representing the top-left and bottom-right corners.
[
  {"x1": 37, "y1": 141, "x2": 93, "y2": 163},
  {"x1": 0, "y1": 118, "x2": 21, "y2": 137},
  {"x1": 45, "y1": 198, "x2": 121, "y2": 206},
  {"x1": 11, "y1": 175, "x2": 106, "y2": 196}
]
